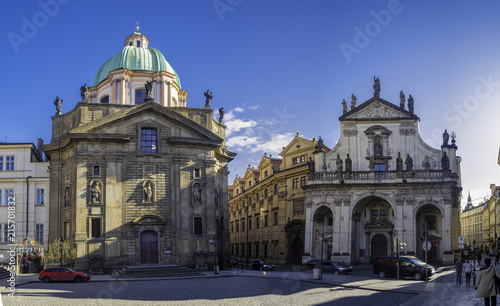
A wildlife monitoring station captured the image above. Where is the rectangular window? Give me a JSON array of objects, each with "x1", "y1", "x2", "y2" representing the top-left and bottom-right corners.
[
  {"x1": 264, "y1": 215, "x2": 268, "y2": 227},
  {"x1": 256, "y1": 217, "x2": 260, "y2": 228},
  {"x1": 0, "y1": 190, "x2": 2, "y2": 206},
  {"x1": 36, "y1": 189, "x2": 44, "y2": 205},
  {"x1": 93, "y1": 166, "x2": 100, "y2": 176},
  {"x1": 264, "y1": 244, "x2": 268, "y2": 258},
  {"x1": 371, "y1": 209, "x2": 379, "y2": 220},
  {"x1": 194, "y1": 217, "x2": 202, "y2": 235},
  {"x1": 3, "y1": 224, "x2": 8, "y2": 243},
  {"x1": 292, "y1": 157, "x2": 298, "y2": 165},
  {"x1": 300, "y1": 155, "x2": 307, "y2": 163},
  {"x1": 300, "y1": 176, "x2": 307, "y2": 187},
  {"x1": 236, "y1": 222, "x2": 239, "y2": 232},
  {"x1": 256, "y1": 194, "x2": 259, "y2": 202},
  {"x1": 255, "y1": 244, "x2": 259, "y2": 257},
  {"x1": 274, "y1": 212, "x2": 278, "y2": 225},
  {"x1": 91, "y1": 219, "x2": 101, "y2": 238},
  {"x1": 64, "y1": 221, "x2": 70, "y2": 240},
  {"x1": 274, "y1": 184, "x2": 278, "y2": 195},
  {"x1": 248, "y1": 219, "x2": 252, "y2": 230},
  {"x1": 0, "y1": 156, "x2": 3, "y2": 171},
  {"x1": 380, "y1": 209, "x2": 388, "y2": 219},
  {"x1": 265, "y1": 170, "x2": 268, "y2": 177},
  {"x1": 231, "y1": 223, "x2": 233, "y2": 233},
  {"x1": 194, "y1": 168, "x2": 200, "y2": 178},
  {"x1": 264, "y1": 189, "x2": 268, "y2": 198},
  {"x1": 4, "y1": 190, "x2": 13, "y2": 206},
  {"x1": 374, "y1": 163, "x2": 386, "y2": 171},
  {"x1": 136, "y1": 41, "x2": 141, "y2": 47},
  {"x1": 6, "y1": 156, "x2": 14, "y2": 171},
  {"x1": 140, "y1": 128, "x2": 157, "y2": 153},
  {"x1": 236, "y1": 245, "x2": 239, "y2": 257},
  {"x1": 242, "y1": 221, "x2": 245, "y2": 231},
  {"x1": 292, "y1": 178, "x2": 299, "y2": 189},
  {"x1": 248, "y1": 243, "x2": 252, "y2": 257},
  {"x1": 35, "y1": 224, "x2": 44, "y2": 243}
]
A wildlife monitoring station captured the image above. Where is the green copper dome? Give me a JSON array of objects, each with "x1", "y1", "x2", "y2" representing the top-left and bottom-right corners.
[{"x1": 93, "y1": 46, "x2": 181, "y2": 88}]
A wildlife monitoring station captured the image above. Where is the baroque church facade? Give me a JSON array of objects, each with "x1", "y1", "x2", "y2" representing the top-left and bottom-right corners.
[
  {"x1": 43, "y1": 28, "x2": 235, "y2": 270},
  {"x1": 303, "y1": 79, "x2": 462, "y2": 265}
]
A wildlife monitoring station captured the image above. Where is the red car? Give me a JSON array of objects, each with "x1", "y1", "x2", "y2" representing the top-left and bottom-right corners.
[{"x1": 39, "y1": 267, "x2": 90, "y2": 283}]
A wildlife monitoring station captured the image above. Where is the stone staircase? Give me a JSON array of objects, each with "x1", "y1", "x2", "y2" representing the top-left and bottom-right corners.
[{"x1": 111, "y1": 264, "x2": 204, "y2": 278}]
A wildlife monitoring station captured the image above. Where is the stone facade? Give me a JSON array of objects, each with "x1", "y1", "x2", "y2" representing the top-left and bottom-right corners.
[
  {"x1": 229, "y1": 135, "x2": 328, "y2": 265},
  {"x1": 42, "y1": 31, "x2": 235, "y2": 270},
  {"x1": 303, "y1": 83, "x2": 462, "y2": 265}
]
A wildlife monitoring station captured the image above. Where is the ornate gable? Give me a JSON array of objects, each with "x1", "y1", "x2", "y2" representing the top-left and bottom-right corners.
[{"x1": 340, "y1": 98, "x2": 418, "y2": 121}]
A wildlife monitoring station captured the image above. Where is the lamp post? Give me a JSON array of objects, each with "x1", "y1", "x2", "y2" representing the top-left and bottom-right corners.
[
  {"x1": 59, "y1": 237, "x2": 64, "y2": 267},
  {"x1": 213, "y1": 235, "x2": 219, "y2": 274}
]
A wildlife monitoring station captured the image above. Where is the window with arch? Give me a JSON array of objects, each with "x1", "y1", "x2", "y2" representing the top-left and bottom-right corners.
[
  {"x1": 135, "y1": 89, "x2": 147, "y2": 105},
  {"x1": 100, "y1": 95, "x2": 109, "y2": 103}
]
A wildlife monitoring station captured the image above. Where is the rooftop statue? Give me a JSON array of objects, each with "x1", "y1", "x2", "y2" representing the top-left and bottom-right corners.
[
  {"x1": 351, "y1": 94, "x2": 357, "y2": 110},
  {"x1": 342, "y1": 99, "x2": 348, "y2": 114},
  {"x1": 405, "y1": 154, "x2": 413, "y2": 171},
  {"x1": 204, "y1": 90, "x2": 213, "y2": 108},
  {"x1": 80, "y1": 84, "x2": 89, "y2": 101},
  {"x1": 219, "y1": 107, "x2": 224, "y2": 123},
  {"x1": 373, "y1": 76, "x2": 380, "y2": 97},
  {"x1": 408, "y1": 94, "x2": 414, "y2": 114},
  {"x1": 54, "y1": 96, "x2": 63, "y2": 115},
  {"x1": 145, "y1": 80, "x2": 154, "y2": 102},
  {"x1": 399, "y1": 90, "x2": 405, "y2": 109},
  {"x1": 443, "y1": 129, "x2": 449, "y2": 146}
]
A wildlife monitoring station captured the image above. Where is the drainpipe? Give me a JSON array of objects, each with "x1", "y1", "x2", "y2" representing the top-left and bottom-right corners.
[{"x1": 26, "y1": 176, "x2": 32, "y2": 239}]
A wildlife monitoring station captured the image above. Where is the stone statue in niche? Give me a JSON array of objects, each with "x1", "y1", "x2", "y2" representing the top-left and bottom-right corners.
[
  {"x1": 91, "y1": 181, "x2": 101, "y2": 203},
  {"x1": 193, "y1": 183, "x2": 202, "y2": 203},
  {"x1": 396, "y1": 152, "x2": 403, "y2": 171},
  {"x1": 399, "y1": 90, "x2": 405, "y2": 109},
  {"x1": 405, "y1": 154, "x2": 413, "y2": 171},
  {"x1": 336, "y1": 154, "x2": 343, "y2": 172},
  {"x1": 342, "y1": 99, "x2": 348, "y2": 114},
  {"x1": 64, "y1": 186, "x2": 70, "y2": 206},
  {"x1": 374, "y1": 139, "x2": 382, "y2": 156},
  {"x1": 144, "y1": 181, "x2": 153, "y2": 202},
  {"x1": 441, "y1": 151, "x2": 450, "y2": 170},
  {"x1": 351, "y1": 94, "x2": 357, "y2": 110},
  {"x1": 345, "y1": 153, "x2": 352, "y2": 172},
  {"x1": 443, "y1": 129, "x2": 449, "y2": 146}
]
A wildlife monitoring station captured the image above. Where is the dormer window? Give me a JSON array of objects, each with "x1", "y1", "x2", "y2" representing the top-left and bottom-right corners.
[
  {"x1": 129, "y1": 42, "x2": 132, "y2": 46},
  {"x1": 136, "y1": 41, "x2": 141, "y2": 47}
]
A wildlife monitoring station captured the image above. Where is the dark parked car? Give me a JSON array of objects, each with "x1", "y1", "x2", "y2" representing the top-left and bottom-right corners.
[
  {"x1": 301, "y1": 260, "x2": 352, "y2": 274},
  {"x1": 251, "y1": 259, "x2": 274, "y2": 271},
  {"x1": 39, "y1": 267, "x2": 91, "y2": 283},
  {"x1": 373, "y1": 256, "x2": 435, "y2": 281}
]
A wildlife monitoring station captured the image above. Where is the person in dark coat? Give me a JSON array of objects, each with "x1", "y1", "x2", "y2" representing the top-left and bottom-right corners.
[
  {"x1": 478, "y1": 253, "x2": 483, "y2": 266},
  {"x1": 476, "y1": 258, "x2": 500, "y2": 306}
]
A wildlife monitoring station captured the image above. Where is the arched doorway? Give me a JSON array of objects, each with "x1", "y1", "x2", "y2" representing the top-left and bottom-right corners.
[
  {"x1": 415, "y1": 204, "x2": 442, "y2": 263},
  {"x1": 312, "y1": 206, "x2": 334, "y2": 260},
  {"x1": 140, "y1": 230, "x2": 159, "y2": 264},
  {"x1": 371, "y1": 234, "x2": 388, "y2": 260},
  {"x1": 292, "y1": 237, "x2": 304, "y2": 265}
]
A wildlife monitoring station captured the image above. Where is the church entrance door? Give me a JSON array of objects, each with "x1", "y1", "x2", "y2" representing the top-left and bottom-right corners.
[
  {"x1": 292, "y1": 237, "x2": 304, "y2": 265},
  {"x1": 371, "y1": 234, "x2": 388, "y2": 261},
  {"x1": 140, "y1": 230, "x2": 158, "y2": 264}
]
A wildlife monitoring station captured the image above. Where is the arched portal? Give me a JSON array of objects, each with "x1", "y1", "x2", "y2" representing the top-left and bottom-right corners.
[
  {"x1": 351, "y1": 196, "x2": 395, "y2": 264},
  {"x1": 416, "y1": 204, "x2": 442, "y2": 263},
  {"x1": 312, "y1": 206, "x2": 334, "y2": 260},
  {"x1": 140, "y1": 230, "x2": 159, "y2": 264},
  {"x1": 284, "y1": 220, "x2": 305, "y2": 265}
]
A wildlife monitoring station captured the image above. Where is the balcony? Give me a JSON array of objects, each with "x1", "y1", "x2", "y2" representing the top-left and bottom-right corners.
[{"x1": 308, "y1": 169, "x2": 455, "y2": 185}]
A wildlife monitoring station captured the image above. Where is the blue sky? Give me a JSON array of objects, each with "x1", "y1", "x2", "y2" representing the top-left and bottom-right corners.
[{"x1": 2, "y1": 0, "x2": 500, "y2": 208}]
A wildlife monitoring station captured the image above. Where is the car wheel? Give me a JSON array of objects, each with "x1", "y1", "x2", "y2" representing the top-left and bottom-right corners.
[
  {"x1": 379, "y1": 271, "x2": 386, "y2": 278},
  {"x1": 414, "y1": 273, "x2": 422, "y2": 281},
  {"x1": 74, "y1": 276, "x2": 84, "y2": 283},
  {"x1": 42, "y1": 276, "x2": 51, "y2": 283},
  {"x1": 333, "y1": 270, "x2": 339, "y2": 275}
]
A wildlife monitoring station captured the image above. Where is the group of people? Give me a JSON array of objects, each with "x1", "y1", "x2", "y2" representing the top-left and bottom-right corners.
[{"x1": 455, "y1": 256, "x2": 500, "y2": 306}]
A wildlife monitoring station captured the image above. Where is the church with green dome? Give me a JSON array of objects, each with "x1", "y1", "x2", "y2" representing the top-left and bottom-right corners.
[{"x1": 42, "y1": 27, "x2": 235, "y2": 271}]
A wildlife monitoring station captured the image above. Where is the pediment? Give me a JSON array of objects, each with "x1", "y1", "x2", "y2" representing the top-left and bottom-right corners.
[{"x1": 340, "y1": 98, "x2": 418, "y2": 121}]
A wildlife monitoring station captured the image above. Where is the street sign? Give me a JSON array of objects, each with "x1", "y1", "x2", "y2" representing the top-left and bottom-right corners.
[
  {"x1": 459, "y1": 243, "x2": 464, "y2": 249},
  {"x1": 422, "y1": 241, "x2": 432, "y2": 251},
  {"x1": 458, "y1": 236, "x2": 465, "y2": 244}
]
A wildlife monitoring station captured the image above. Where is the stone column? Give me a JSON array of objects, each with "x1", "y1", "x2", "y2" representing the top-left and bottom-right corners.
[
  {"x1": 302, "y1": 198, "x2": 314, "y2": 263},
  {"x1": 74, "y1": 156, "x2": 89, "y2": 269},
  {"x1": 167, "y1": 81, "x2": 172, "y2": 107},
  {"x1": 48, "y1": 164, "x2": 61, "y2": 244}
]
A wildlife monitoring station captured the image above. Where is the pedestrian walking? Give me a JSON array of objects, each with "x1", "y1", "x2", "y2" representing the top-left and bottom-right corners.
[
  {"x1": 455, "y1": 257, "x2": 463, "y2": 285},
  {"x1": 479, "y1": 253, "x2": 483, "y2": 266},
  {"x1": 476, "y1": 258, "x2": 500, "y2": 306},
  {"x1": 464, "y1": 259, "x2": 473, "y2": 286}
]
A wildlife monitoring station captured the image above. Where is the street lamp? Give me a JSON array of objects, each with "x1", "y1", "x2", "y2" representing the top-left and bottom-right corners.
[{"x1": 59, "y1": 237, "x2": 64, "y2": 267}]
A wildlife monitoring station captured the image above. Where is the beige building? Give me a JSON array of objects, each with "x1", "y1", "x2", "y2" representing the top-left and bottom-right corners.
[
  {"x1": 42, "y1": 29, "x2": 235, "y2": 270},
  {"x1": 0, "y1": 141, "x2": 50, "y2": 264},
  {"x1": 304, "y1": 79, "x2": 462, "y2": 265},
  {"x1": 228, "y1": 135, "x2": 329, "y2": 265}
]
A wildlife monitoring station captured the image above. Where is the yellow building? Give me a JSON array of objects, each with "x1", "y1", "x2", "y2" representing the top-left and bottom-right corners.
[
  {"x1": 461, "y1": 192, "x2": 485, "y2": 250},
  {"x1": 228, "y1": 134, "x2": 329, "y2": 265},
  {"x1": 482, "y1": 185, "x2": 500, "y2": 253}
]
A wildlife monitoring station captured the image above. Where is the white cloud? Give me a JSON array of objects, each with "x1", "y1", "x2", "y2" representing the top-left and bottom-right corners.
[
  {"x1": 225, "y1": 118, "x2": 257, "y2": 136},
  {"x1": 234, "y1": 107, "x2": 244, "y2": 112},
  {"x1": 226, "y1": 132, "x2": 294, "y2": 154},
  {"x1": 248, "y1": 105, "x2": 260, "y2": 110}
]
